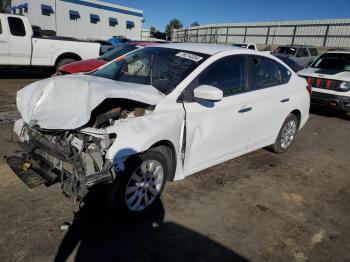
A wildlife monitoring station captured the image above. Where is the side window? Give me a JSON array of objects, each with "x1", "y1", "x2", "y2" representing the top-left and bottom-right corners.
[
  {"x1": 248, "y1": 45, "x2": 255, "y2": 50},
  {"x1": 248, "y1": 56, "x2": 290, "y2": 89},
  {"x1": 0, "y1": 19, "x2": 2, "y2": 35},
  {"x1": 7, "y1": 17, "x2": 26, "y2": 37},
  {"x1": 192, "y1": 55, "x2": 247, "y2": 97},
  {"x1": 296, "y1": 48, "x2": 308, "y2": 57},
  {"x1": 309, "y1": 48, "x2": 318, "y2": 56}
]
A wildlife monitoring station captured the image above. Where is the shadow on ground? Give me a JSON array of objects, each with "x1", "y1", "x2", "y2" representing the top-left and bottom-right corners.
[
  {"x1": 310, "y1": 105, "x2": 350, "y2": 121},
  {"x1": 0, "y1": 68, "x2": 53, "y2": 79},
  {"x1": 54, "y1": 187, "x2": 248, "y2": 262}
]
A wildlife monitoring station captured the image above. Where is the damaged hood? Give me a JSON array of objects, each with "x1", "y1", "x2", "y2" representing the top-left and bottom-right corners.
[{"x1": 17, "y1": 75, "x2": 164, "y2": 130}]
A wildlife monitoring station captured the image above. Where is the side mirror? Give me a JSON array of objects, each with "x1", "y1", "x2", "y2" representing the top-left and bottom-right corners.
[{"x1": 193, "y1": 85, "x2": 223, "y2": 102}]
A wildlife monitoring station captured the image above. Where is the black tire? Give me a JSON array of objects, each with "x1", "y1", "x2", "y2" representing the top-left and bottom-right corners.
[
  {"x1": 55, "y1": 58, "x2": 77, "y2": 71},
  {"x1": 270, "y1": 114, "x2": 299, "y2": 154},
  {"x1": 109, "y1": 148, "x2": 169, "y2": 216}
]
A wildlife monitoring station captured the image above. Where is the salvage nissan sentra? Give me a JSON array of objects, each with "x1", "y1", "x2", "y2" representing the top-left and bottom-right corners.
[{"x1": 8, "y1": 43, "x2": 310, "y2": 215}]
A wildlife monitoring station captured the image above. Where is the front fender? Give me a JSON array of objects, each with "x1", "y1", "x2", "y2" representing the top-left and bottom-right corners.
[{"x1": 105, "y1": 110, "x2": 185, "y2": 161}]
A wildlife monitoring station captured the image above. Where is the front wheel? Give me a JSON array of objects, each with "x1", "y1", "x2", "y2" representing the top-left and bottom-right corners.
[
  {"x1": 110, "y1": 149, "x2": 168, "y2": 216},
  {"x1": 270, "y1": 114, "x2": 299, "y2": 154}
]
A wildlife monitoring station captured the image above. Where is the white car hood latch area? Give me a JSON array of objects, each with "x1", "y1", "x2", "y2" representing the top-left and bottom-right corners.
[{"x1": 16, "y1": 75, "x2": 164, "y2": 130}]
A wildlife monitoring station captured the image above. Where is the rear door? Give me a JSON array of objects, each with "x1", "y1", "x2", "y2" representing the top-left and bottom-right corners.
[
  {"x1": 245, "y1": 55, "x2": 293, "y2": 150},
  {"x1": 7, "y1": 16, "x2": 31, "y2": 65},
  {"x1": 0, "y1": 16, "x2": 10, "y2": 64}
]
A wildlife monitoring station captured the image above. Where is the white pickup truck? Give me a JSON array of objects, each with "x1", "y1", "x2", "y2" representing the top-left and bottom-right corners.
[{"x1": 0, "y1": 14, "x2": 101, "y2": 70}]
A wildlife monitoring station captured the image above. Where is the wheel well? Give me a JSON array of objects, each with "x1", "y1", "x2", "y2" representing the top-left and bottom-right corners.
[
  {"x1": 290, "y1": 109, "x2": 301, "y2": 127},
  {"x1": 55, "y1": 53, "x2": 82, "y2": 67},
  {"x1": 151, "y1": 140, "x2": 177, "y2": 182}
]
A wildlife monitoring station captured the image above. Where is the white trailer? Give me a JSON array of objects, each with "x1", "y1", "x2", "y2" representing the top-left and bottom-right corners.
[
  {"x1": 11, "y1": 0, "x2": 144, "y2": 41},
  {"x1": 0, "y1": 14, "x2": 101, "y2": 70}
]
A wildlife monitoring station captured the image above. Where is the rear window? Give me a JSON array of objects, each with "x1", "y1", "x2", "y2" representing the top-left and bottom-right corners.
[
  {"x1": 233, "y1": 43, "x2": 248, "y2": 48},
  {"x1": 311, "y1": 53, "x2": 350, "y2": 70},
  {"x1": 8, "y1": 17, "x2": 26, "y2": 37},
  {"x1": 309, "y1": 48, "x2": 318, "y2": 56},
  {"x1": 296, "y1": 48, "x2": 308, "y2": 57},
  {"x1": 274, "y1": 47, "x2": 296, "y2": 56}
]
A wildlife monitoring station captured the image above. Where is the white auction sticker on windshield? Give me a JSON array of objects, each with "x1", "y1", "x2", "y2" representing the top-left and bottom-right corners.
[{"x1": 176, "y1": 52, "x2": 203, "y2": 62}]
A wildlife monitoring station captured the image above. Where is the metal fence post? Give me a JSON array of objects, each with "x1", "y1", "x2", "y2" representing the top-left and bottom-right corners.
[
  {"x1": 225, "y1": 27, "x2": 229, "y2": 44},
  {"x1": 323, "y1": 24, "x2": 330, "y2": 47},
  {"x1": 291, "y1": 26, "x2": 297, "y2": 45},
  {"x1": 266, "y1": 26, "x2": 270, "y2": 45}
]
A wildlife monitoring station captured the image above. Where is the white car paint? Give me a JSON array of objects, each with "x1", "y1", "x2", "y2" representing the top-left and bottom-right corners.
[
  {"x1": 0, "y1": 14, "x2": 100, "y2": 67},
  {"x1": 17, "y1": 75, "x2": 164, "y2": 129},
  {"x1": 233, "y1": 42, "x2": 258, "y2": 51},
  {"x1": 14, "y1": 43, "x2": 310, "y2": 182}
]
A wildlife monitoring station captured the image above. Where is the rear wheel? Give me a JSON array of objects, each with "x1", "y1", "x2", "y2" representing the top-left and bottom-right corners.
[
  {"x1": 270, "y1": 114, "x2": 299, "y2": 154},
  {"x1": 110, "y1": 149, "x2": 168, "y2": 216},
  {"x1": 55, "y1": 58, "x2": 77, "y2": 71}
]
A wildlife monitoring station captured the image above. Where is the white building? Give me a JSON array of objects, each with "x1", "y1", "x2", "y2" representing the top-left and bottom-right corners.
[{"x1": 10, "y1": 0, "x2": 144, "y2": 41}]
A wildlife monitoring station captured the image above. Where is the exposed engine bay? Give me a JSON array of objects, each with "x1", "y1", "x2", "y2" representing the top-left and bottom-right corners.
[{"x1": 10, "y1": 99, "x2": 154, "y2": 202}]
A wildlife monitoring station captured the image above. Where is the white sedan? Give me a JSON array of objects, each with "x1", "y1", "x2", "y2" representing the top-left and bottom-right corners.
[{"x1": 11, "y1": 43, "x2": 310, "y2": 215}]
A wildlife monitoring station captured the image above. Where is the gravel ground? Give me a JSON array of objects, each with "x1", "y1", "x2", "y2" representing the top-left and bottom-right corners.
[{"x1": 0, "y1": 75, "x2": 349, "y2": 262}]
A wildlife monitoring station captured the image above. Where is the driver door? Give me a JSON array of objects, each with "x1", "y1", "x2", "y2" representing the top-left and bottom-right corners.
[{"x1": 182, "y1": 55, "x2": 252, "y2": 174}]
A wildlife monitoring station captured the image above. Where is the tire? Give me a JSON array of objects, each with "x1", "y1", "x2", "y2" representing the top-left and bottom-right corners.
[
  {"x1": 55, "y1": 58, "x2": 77, "y2": 71},
  {"x1": 270, "y1": 114, "x2": 299, "y2": 154},
  {"x1": 110, "y1": 148, "x2": 169, "y2": 216}
]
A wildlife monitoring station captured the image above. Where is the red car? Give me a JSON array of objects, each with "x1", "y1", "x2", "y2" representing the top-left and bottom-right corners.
[{"x1": 55, "y1": 42, "x2": 159, "y2": 75}]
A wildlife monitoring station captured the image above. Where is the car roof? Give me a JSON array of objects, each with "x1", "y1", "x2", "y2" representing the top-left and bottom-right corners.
[
  {"x1": 234, "y1": 42, "x2": 255, "y2": 45},
  {"x1": 280, "y1": 45, "x2": 314, "y2": 48},
  {"x1": 326, "y1": 50, "x2": 350, "y2": 54},
  {"x1": 127, "y1": 41, "x2": 160, "y2": 47},
  {"x1": 152, "y1": 43, "x2": 241, "y2": 55}
]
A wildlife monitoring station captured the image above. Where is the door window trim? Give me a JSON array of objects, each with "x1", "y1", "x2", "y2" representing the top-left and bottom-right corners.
[
  {"x1": 7, "y1": 17, "x2": 26, "y2": 37},
  {"x1": 178, "y1": 54, "x2": 291, "y2": 103},
  {"x1": 178, "y1": 54, "x2": 249, "y2": 102},
  {"x1": 247, "y1": 54, "x2": 291, "y2": 91}
]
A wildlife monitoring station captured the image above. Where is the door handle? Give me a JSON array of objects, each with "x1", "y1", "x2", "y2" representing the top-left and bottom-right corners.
[
  {"x1": 238, "y1": 107, "x2": 252, "y2": 113},
  {"x1": 0, "y1": 40, "x2": 8, "y2": 43},
  {"x1": 280, "y1": 98, "x2": 290, "y2": 103}
]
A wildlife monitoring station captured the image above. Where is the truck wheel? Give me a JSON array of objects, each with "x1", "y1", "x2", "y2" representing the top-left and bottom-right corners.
[
  {"x1": 270, "y1": 114, "x2": 299, "y2": 154},
  {"x1": 110, "y1": 149, "x2": 169, "y2": 216},
  {"x1": 56, "y1": 58, "x2": 77, "y2": 71}
]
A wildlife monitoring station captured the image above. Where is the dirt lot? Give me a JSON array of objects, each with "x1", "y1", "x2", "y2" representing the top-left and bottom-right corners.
[{"x1": 0, "y1": 72, "x2": 349, "y2": 262}]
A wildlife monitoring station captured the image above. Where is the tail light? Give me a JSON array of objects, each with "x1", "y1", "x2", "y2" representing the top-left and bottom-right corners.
[{"x1": 306, "y1": 84, "x2": 312, "y2": 96}]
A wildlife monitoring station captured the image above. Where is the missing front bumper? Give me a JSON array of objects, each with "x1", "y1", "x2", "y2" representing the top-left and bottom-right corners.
[{"x1": 6, "y1": 154, "x2": 115, "y2": 199}]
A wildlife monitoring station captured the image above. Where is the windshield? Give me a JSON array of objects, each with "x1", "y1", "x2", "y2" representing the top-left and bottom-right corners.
[
  {"x1": 233, "y1": 44, "x2": 247, "y2": 48},
  {"x1": 92, "y1": 47, "x2": 210, "y2": 94},
  {"x1": 99, "y1": 44, "x2": 138, "y2": 62},
  {"x1": 311, "y1": 53, "x2": 350, "y2": 70},
  {"x1": 274, "y1": 47, "x2": 297, "y2": 56}
]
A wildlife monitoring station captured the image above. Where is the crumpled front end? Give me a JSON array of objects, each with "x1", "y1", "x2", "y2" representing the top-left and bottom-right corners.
[
  {"x1": 9, "y1": 92, "x2": 156, "y2": 202},
  {"x1": 9, "y1": 118, "x2": 116, "y2": 200}
]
